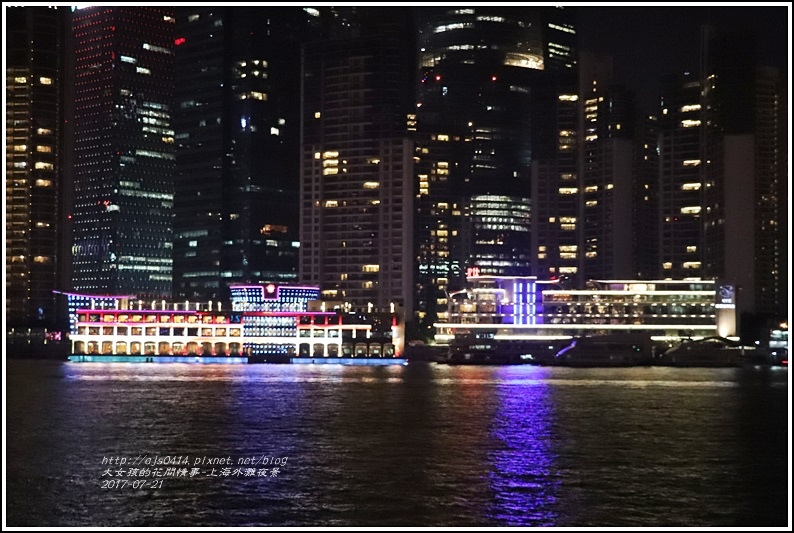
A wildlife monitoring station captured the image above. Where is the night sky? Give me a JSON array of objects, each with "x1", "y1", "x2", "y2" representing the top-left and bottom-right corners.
[{"x1": 575, "y1": 4, "x2": 790, "y2": 111}]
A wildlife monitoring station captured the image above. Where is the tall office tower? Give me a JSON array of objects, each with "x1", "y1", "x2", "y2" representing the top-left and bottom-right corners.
[
  {"x1": 300, "y1": 10, "x2": 415, "y2": 314},
  {"x1": 173, "y1": 7, "x2": 354, "y2": 302},
  {"x1": 6, "y1": 7, "x2": 64, "y2": 325},
  {"x1": 633, "y1": 113, "x2": 660, "y2": 279},
  {"x1": 68, "y1": 7, "x2": 175, "y2": 299},
  {"x1": 580, "y1": 86, "x2": 636, "y2": 281},
  {"x1": 413, "y1": 6, "x2": 578, "y2": 328},
  {"x1": 753, "y1": 67, "x2": 787, "y2": 319},
  {"x1": 657, "y1": 72, "x2": 705, "y2": 282},
  {"x1": 699, "y1": 28, "x2": 788, "y2": 322},
  {"x1": 656, "y1": 27, "x2": 788, "y2": 328}
]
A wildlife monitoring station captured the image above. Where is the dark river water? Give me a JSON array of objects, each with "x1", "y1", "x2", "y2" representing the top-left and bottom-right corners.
[{"x1": 5, "y1": 360, "x2": 790, "y2": 527}]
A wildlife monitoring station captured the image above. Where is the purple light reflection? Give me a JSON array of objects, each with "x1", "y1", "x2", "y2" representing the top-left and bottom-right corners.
[{"x1": 487, "y1": 367, "x2": 560, "y2": 526}]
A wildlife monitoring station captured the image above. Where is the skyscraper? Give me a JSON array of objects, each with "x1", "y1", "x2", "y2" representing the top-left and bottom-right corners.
[
  {"x1": 67, "y1": 7, "x2": 175, "y2": 299},
  {"x1": 6, "y1": 7, "x2": 64, "y2": 325},
  {"x1": 413, "y1": 7, "x2": 579, "y2": 329},
  {"x1": 172, "y1": 7, "x2": 353, "y2": 302},
  {"x1": 300, "y1": 10, "x2": 415, "y2": 314},
  {"x1": 657, "y1": 27, "x2": 788, "y2": 329}
]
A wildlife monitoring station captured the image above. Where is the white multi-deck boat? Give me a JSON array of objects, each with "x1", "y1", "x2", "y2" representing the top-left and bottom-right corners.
[{"x1": 62, "y1": 284, "x2": 405, "y2": 365}]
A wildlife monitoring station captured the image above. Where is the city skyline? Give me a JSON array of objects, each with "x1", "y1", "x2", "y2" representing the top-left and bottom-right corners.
[{"x1": 4, "y1": 4, "x2": 790, "y2": 334}]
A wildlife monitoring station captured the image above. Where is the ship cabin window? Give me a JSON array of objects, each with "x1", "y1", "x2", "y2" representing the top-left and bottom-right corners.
[
  {"x1": 216, "y1": 328, "x2": 226, "y2": 337},
  {"x1": 202, "y1": 328, "x2": 213, "y2": 337},
  {"x1": 146, "y1": 315, "x2": 157, "y2": 323},
  {"x1": 103, "y1": 314, "x2": 115, "y2": 323},
  {"x1": 103, "y1": 327, "x2": 114, "y2": 335},
  {"x1": 159, "y1": 327, "x2": 169, "y2": 336},
  {"x1": 215, "y1": 316, "x2": 227, "y2": 324},
  {"x1": 145, "y1": 327, "x2": 157, "y2": 336},
  {"x1": 131, "y1": 327, "x2": 143, "y2": 336},
  {"x1": 117, "y1": 327, "x2": 128, "y2": 336},
  {"x1": 159, "y1": 315, "x2": 171, "y2": 323},
  {"x1": 230, "y1": 328, "x2": 241, "y2": 337},
  {"x1": 118, "y1": 314, "x2": 129, "y2": 322},
  {"x1": 173, "y1": 315, "x2": 185, "y2": 323},
  {"x1": 187, "y1": 315, "x2": 199, "y2": 323},
  {"x1": 132, "y1": 315, "x2": 143, "y2": 322},
  {"x1": 89, "y1": 314, "x2": 100, "y2": 323}
]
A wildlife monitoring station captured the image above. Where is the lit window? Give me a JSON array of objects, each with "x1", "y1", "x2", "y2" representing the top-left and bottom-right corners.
[
  {"x1": 362, "y1": 264, "x2": 380, "y2": 273},
  {"x1": 681, "y1": 120, "x2": 701, "y2": 128},
  {"x1": 36, "y1": 128, "x2": 53, "y2": 136},
  {"x1": 683, "y1": 261, "x2": 702, "y2": 269},
  {"x1": 15, "y1": 76, "x2": 26, "y2": 83},
  {"x1": 662, "y1": 262, "x2": 673, "y2": 269},
  {"x1": 363, "y1": 182, "x2": 379, "y2": 189},
  {"x1": 36, "y1": 145, "x2": 52, "y2": 153},
  {"x1": 13, "y1": 145, "x2": 27, "y2": 152},
  {"x1": 35, "y1": 179, "x2": 53, "y2": 187},
  {"x1": 120, "y1": 55, "x2": 137, "y2": 64},
  {"x1": 681, "y1": 206, "x2": 702, "y2": 214},
  {"x1": 683, "y1": 160, "x2": 701, "y2": 166},
  {"x1": 324, "y1": 200, "x2": 338, "y2": 208},
  {"x1": 681, "y1": 183, "x2": 702, "y2": 191},
  {"x1": 136, "y1": 67, "x2": 151, "y2": 75},
  {"x1": 39, "y1": 77, "x2": 52, "y2": 85},
  {"x1": 558, "y1": 187, "x2": 578, "y2": 195},
  {"x1": 314, "y1": 112, "x2": 321, "y2": 119},
  {"x1": 34, "y1": 162, "x2": 54, "y2": 170}
]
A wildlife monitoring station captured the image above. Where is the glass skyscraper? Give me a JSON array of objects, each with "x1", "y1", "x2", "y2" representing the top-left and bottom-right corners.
[{"x1": 68, "y1": 7, "x2": 175, "y2": 299}]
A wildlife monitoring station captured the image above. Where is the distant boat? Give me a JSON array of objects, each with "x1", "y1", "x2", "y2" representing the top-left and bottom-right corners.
[
  {"x1": 553, "y1": 334, "x2": 655, "y2": 367},
  {"x1": 658, "y1": 336, "x2": 742, "y2": 367}
]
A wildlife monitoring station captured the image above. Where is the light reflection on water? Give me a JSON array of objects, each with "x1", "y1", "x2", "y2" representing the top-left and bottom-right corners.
[{"x1": 6, "y1": 360, "x2": 789, "y2": 527}]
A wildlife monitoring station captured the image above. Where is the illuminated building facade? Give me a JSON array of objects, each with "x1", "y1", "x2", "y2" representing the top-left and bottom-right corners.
[
  {"x1": 172, "y1": 7, "x2": 354, "y2": 303},
  {"x1": 68, "y1": 7, "x2": 175, "y2": 299},
  {"x1": 6, "y1": 7, "x2": 64, "y2": 325},
  {"x1": 413, "y1": 7, "x2": 579, "y2": 329},
  {"x1": 300, "y1": 13, "x2": 415, "y2": 315}
]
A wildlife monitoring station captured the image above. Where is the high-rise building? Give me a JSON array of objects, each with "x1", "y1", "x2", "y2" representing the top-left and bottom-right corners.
[
  {"x1": 172, "y1": 7, "x2": 353, "y2": 303},
  {"x1": 300, "y1": 10, "x2": 415, "y2": 315},
  {"x1": 413, "y1": 7, "x2": 578, "y2": 329},
  {"x1": 6, "y1": 7, "x2": 64, "y2": 325},
  {"x1": 657, "y1": 27, "x2": 788, "y2": 328},
  {"x1": 67, "y1": 7, "x2": 175, "y2": 299},
  {"x1": 657, "y1": 71, "x2": 705, "y2": 282},
  {"x1": 577, "y1": 53, "x2": 637, "y2": 281}
]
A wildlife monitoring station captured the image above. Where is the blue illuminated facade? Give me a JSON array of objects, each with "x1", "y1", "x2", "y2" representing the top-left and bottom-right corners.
[{"x1": 229, "y1": 284, "x2": 321, "y2": 312}]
